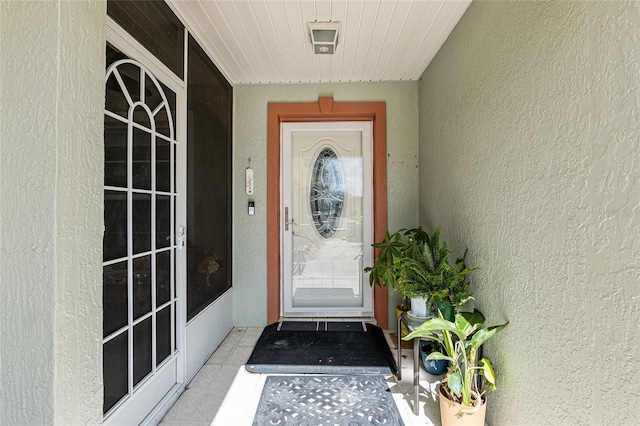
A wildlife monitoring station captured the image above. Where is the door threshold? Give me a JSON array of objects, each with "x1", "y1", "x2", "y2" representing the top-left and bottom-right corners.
[
  {"x1": 280, "y1": 317, "x2": 377, "y2": 325},
  {"x1": 277, "y1": 320, "x2": 379, "y2": 332}
]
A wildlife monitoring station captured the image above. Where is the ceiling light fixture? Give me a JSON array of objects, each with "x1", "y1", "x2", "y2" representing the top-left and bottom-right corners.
[{"x1": 308, "y1": 21, "x2": 341, "y2": 55}]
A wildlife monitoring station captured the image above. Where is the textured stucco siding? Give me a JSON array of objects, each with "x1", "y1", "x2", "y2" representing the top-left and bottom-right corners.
[
  {"x1": 1, "y1": 2, "x2": 58, "y2": 422},
  {"x1": 0, "y1": 1, "x2": 106, "y2": 424},
  {"x1": 418, "y1": 1, "x2": 639, "y2": 425},
  {"x1": 233, "y1": 82, "x2": 419, "y2": 327}
]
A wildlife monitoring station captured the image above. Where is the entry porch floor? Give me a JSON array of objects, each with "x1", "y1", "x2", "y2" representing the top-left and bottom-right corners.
[{"x1": 160, "y1": 326, "x2": 442, "y2": 425}]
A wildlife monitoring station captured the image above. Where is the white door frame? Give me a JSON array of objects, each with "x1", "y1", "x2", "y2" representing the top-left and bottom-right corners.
[
  {"x1": 104, "y1": 16, "x2": 187, "y2": 426},
  {"x1": 280, "y1": 121, "x2": 374, "y2": 318}
]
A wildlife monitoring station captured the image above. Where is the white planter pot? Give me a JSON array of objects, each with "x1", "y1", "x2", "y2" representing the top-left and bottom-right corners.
[{"x1": 410, "y1": 297, "x2": 428, "y2": 318}]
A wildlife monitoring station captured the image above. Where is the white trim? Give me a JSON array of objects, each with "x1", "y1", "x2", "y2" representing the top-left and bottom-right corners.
[
  {"x1": 174, "y1": 27, "x2": 189, "y2": 387},
  {"x1": 139, "y1": 383, "x2": 185, "y2": 426},
  {"x1": 164, "y1": 2, "x2": 236, "y2": 87},
  {"x1": 104, "y1": 188, "x2": 174, "y2": 197},
  {"x1": 106, "y1": 16, "x2": 185, "y2": 92}
]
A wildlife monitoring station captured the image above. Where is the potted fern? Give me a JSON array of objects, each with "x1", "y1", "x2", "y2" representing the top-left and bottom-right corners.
[
  {"x1": 404, "y1": 300, "x2": 508, "y2": 425},
  {"x1": 365, "y1": 226, "x2": 474, "y2": 318}
]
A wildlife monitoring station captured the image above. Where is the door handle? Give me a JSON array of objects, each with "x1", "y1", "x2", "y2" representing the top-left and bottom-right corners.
[
  {"x1": 177, "y1": 225, "x2": 186, "y2": 249},
  {"x1": 284, "y1": 207, "x2": 294, "y2": 231}
]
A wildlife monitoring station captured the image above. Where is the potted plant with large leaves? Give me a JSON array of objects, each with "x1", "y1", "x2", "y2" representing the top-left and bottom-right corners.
[
  {"x1": 404, "y1": 301, "x2": 508, "y2": 425},
  {"x1": 365, "y1": 227, "x2": 473, "y2": 318}
]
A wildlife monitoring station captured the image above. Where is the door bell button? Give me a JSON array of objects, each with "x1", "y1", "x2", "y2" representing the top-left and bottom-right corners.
[{"x1": 248, "y1": 201, "x2": 255, "y2": 215}]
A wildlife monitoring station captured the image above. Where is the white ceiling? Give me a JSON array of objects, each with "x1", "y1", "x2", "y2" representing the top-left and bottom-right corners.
[{"x1": 170, "y1": 0, "x2": 471, "y2": 86}]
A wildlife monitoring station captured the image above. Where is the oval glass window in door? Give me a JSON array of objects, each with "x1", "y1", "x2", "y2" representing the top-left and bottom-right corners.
[{"x1": 309, "y1": 147, "x2": 344, "y2": 238}]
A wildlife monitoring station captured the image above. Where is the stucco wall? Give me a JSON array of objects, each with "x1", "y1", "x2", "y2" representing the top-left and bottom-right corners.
[
  {"x1": 233, "y1": 82, "x2": 419, "y2": 327},
  {"x1": 0, "y1": 1, "x2": 105, "y2": 424},
  {"x1": 418, "y1": 1, "x2": 639, "y2": 425}
]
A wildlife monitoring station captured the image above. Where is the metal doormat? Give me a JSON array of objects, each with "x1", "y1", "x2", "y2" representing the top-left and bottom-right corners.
[{"x1": 252, "y1": 375, "x2": 404, "y2": 426}]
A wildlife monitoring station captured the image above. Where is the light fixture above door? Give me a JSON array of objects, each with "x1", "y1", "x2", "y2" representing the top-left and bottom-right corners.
[{"x1": 308, "y1": 21, "x2": 341, "y2": 54}]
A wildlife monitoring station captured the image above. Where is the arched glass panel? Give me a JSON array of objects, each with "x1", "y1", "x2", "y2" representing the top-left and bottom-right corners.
[
  {"x1": 103, "y1": 58, "x2": 178, "y2": 415},
  {"x1": 309, "y1": 147, "x2": 344, "y2": 239}
]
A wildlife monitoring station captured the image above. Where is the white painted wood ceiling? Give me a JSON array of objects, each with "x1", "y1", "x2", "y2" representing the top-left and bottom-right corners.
[{"x1": 170, "y1": 0, "x2": 471, "y2": 85}]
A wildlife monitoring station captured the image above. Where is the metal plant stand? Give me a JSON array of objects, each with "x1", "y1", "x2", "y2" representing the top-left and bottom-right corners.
[{"x1": 396, "y1": 312, "x2": 439, "y2": 415}]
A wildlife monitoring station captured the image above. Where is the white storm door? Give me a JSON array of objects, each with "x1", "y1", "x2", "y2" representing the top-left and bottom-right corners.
[
  {"x1": 282, "y1": 121, "x2": 373, "y2": 317},
  {"x1": 103, "y1": 22, "x2": 186, "y2": 426}
]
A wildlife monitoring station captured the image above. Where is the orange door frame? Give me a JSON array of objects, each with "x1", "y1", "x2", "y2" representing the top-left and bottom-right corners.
[{"x1": 266, "y1": 97, "x2": 388, "y2": 327}]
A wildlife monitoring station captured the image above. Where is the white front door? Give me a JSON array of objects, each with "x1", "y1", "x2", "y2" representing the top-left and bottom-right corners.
[{"x1": 282, "y1": 122, "x2": 373, "y2": 317}]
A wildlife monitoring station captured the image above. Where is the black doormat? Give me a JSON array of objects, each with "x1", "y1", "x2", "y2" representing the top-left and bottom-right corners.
[
  {"x1": 245, "y1": 322, "x2": 397, "y2": 375},
  {"x1": 252, "y1": 375, "x2": 404, "y2": 426}
]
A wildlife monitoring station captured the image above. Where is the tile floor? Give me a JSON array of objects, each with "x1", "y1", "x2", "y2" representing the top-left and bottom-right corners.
[{"x1": 160, "y1": 326, "x2": 442, "y2": 426}]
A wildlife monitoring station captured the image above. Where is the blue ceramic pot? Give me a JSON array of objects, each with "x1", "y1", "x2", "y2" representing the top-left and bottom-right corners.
[{"x1": 420, "y1": 343, "x2": 448, "y2": 375}]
